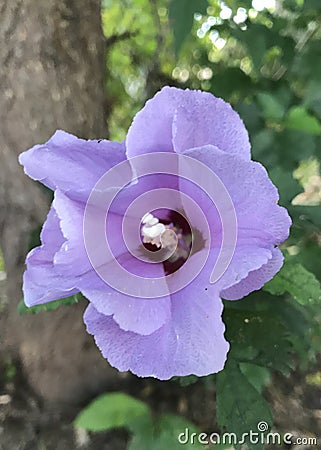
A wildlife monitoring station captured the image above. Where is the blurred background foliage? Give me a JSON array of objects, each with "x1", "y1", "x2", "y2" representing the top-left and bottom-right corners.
[{"x1": 18, "y1": 0, "x2": 321, "y2": 448}]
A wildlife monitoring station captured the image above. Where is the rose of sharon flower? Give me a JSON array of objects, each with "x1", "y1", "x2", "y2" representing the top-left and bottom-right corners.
[{"x1": 19, "y1": 87, "x2": 291, "y2": 379}]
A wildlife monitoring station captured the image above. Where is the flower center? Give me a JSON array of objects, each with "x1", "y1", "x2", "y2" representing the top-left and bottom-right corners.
[
  {"x1": 140, "y1": 211, "x2": 193, "y2": 275},
  {"x1": 141, "y1": 212, "x2": 167, "y2": 248}
]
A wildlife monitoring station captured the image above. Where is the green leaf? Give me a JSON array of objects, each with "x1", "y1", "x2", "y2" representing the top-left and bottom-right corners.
[
  {"x1": 268, "y1": 167, "x2": 302, "y2": 207},
  {"x1": 129, "y1": 413, "x2": 219, "y2": 450},
  {"x1": 235, "y1": 102, "x2": 263, "y2": 133},
  {"x1": 264, "y1": 260, "x2": 321, "y2": 306},
  {"x1": 223, "y1": 302, "x2": 294, "y2": 374},
  {"x1": 257, "y1": 92, "x2": 285, "y2": 121},
  {"x1": 154, "y1": 414, "x2": 204, "y2": 450},
  {"x1": 304, "y1": 0, "x2": 321, "y2": 9},
  {"x1": 74, "y1": 392, "x2": 150, "y2": 432},
  {"x1": 251, "y1": 129, "x2": 278, "y2": 169},
  {"x1": 169, "y1": 0, "x2": 208, "y2": 56},
  {"x1": 292, "y1": 41, "x2": 321, "y2": 80},
  {"x1": 290, "y1": 204, "x2": 321, "y2": 231},
  {"x1": 211, "y1": 68, "x2": 254, "y2": 100},
  {"x1": 127, "y1": 414, "x2": 154, "y2": 450},
  {"x1": 286, "y1": 106, "x2": 321, "y2": 135},
  {"x1": 285, "y1": 232, "x2": 321, "y2": 279},
  {"x1": 239, "y1": 363, "x2": 271, "y2": 394},
  {"x1": 276, "y1": 298, "x2": 312, "y2": 369},
  {"x1": 216, "y1": 360, "x2": 272, "y2": 450},
  {"x1": 18, "y1": 294, "x2": 82, "y2": 315},
  {"x1": 304, "y1": 80, "x2": 321, "y2": 118},
  {"x1": 273, "y1": 129, "x2": 316, "y2": 170},
  {"x1": 233, "y1": 24, "x2": 269, "y2": 71},
  {"x1": 174, "y1": 375, "x2": 199, "y2": 386}
]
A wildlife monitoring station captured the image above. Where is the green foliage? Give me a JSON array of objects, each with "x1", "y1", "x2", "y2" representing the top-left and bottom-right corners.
[
  {"x1": 218, "y1": 275, "x2": 317, "y2": 446},
  {"x1": 239, "y1": 363, "x2": 271, "y2": 394},
  {"x1": 0, "y1": 248, "x2": 4, "y2": 272},
  {"x1": 174, "y1": 374, "x2": 200, "y2": 386},
  {"x1": 223, "y1": 293, "x2": 296, "y2": 374},
  {"x1": 268, "y1": 167, "x2": 302, "y2": 207},
  {"x1": 264, "y1": 258, "x2": 321, "y2": 306},
  {"x1": 169, "y1": 0, "x2": 208, "y2": 56},
  {"x1": 75, "y1": 392, "x2": 150, "y2": 432},
  {"x1": 286, "y1": 106, "x2": 321, "y2": 135},
  {"x1": 217, "y1": 360, "x2": 273, "y2": 450},
  {"x1": 256, "y1": 91, "x2": 286, "y2": 121},
  {"x1": 129, "y1": 414, "x2": 205, "y2": 450},
  {"x1": 304, "y1": 0, "x2": 321, "y2": 10},
  {"x1": 18, "y1": 293, "x2": 82, "y2": 315},
  {"x1": 75, "y1": 392, "x2": 208, "y2": 449},
  {"x1": 102, "y1": 0, "x2": 174, "y2": 140},
  {"x1": 4, "y1": 356, "x2": 16, "y2": 381}
]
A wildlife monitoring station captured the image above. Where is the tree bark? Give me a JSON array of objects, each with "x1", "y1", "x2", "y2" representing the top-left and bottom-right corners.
[{"x1": 0, "y1": 0, "x2": 119, "y2": 403}]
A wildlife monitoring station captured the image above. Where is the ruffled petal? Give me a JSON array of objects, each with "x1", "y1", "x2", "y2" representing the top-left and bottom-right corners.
[
  {"x1": 78, "y1": 253, "x2": 170, "y2": 335},
  {"x1": 53, "y1": 189, "x2": 130, "y2": 276},
  {"x1": 221, "y1": 247, "x2": 284, "y2": 300},
  {"x1": 52, "y1": 190, "x2": 90, "y2": 276},
  {"x1": 182, "y1": 145, "x2": 291, "y2": 247},
  {"x1": 84, "y1": 285, "x2": 229, "y2": 379},
  {"x1": 23, "y1": 206, "x2": 79, "y2": 306},
  {"x1": 126, "y1": 87, "x2": 250, "y2": 160},
  {"x1": 213, "y1": 245, "x2": 273, "y2": 292},
  {"x1": 171, "y1": 246, "x2": 273, "y2": 297},
  {"x1": 172, "y1": 92, "x2": 250, "y2": 160},
  {"x1": 19, "y1": 130, "x2": 126, "y2": 203}
]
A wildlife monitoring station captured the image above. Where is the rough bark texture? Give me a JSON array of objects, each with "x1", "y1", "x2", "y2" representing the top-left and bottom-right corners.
[{"x1": 0, "y1": 0, "x2": 119, "y2": 403}]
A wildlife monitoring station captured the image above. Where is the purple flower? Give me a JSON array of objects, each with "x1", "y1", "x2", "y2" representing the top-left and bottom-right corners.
[{"x1": 19, "y1": 87, "x2": 291, "y2": 379}]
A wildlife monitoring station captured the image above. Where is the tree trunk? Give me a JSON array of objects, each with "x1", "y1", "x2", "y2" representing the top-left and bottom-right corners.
[{"x1": 0, "y1": 0, "x2": 119, "y2": 403}]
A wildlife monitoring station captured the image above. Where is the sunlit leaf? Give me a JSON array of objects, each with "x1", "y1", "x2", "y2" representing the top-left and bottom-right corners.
[
  {"x1": 264, "y1": 260, "x2": 321, "y2": 306},
  {"x1": 286, "y1": 106, "x2": 321, "y2": 135},
  {"x1": 75, "y1": 392, "x2": 150, "y2": 432}
]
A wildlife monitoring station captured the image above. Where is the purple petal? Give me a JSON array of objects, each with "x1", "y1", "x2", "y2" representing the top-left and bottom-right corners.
[
  {"x1": 84, "y1": 285, "x2": 229, "y2": 379},
  {"x1": 52, "y1": 190, "x2": 90, "y2": 276},
  {"x1": 174, "y1": 246, "x2": 273, "y2": 297},
  {"x1": 108, "y1": 173, "x2": 179, "y2": 217},
  {"x1": 214, "y1": 245, "x2": 273, "y2": 292},
  {"x1": 19, "y1": 130, "x2": 126, "y2": 203},
  {"x1": 221, "y1": 247, "x2": 284, "y2": 300},
  {"x1": 23, "y1": 260, "x2": 79, "y2": 307},
  {"x1": 126, "y1": 87, "x2": 250, "y2": 160},
  {"x1": 182, "y1": 145, "x2": 291, "y2": 247},
  {"x1": 172, "y1": 93, "x2": 250, "y2": 160},
  {"x1": 78, "y1": 255, "x2": 171, "y2": 335},
  {"x1": 81, "y1": 288, "x2": 171, "y2": 336},
  {"x1": 23, "y1": 207, "x2": 79, "y2": 306},
  {"x1": 53, "y1": 189, "x2": 130, "y2": 276}
]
